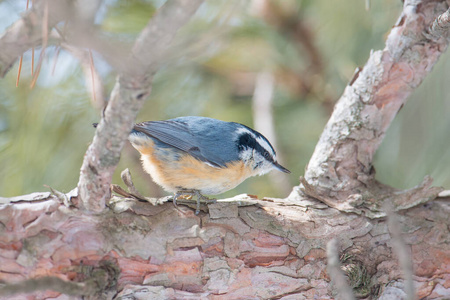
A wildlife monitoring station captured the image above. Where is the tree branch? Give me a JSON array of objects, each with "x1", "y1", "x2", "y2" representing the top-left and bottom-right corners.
[
  {"x1": 76, "y1": 0, "x2": 204, "y2": 212},
  {"x1": 301, "y1": 0, "x2": 449, "y2": 212},
  {"x1": 426, "y1": 6, "x2": 450, "y2": 41},
  {"x1": 1, "y1": 190, "x2": 448, "y2": 298},
  {"x1": 0, "y1": 0, "x2": 71, "y2": 77}
]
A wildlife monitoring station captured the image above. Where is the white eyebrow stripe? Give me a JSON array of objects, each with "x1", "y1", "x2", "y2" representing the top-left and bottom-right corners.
[
  {"x1": 256, "y1": 136, "x2": 275, "y2": 156},
  {"x1": 236, "y1": 126, "x2": 276, "y2": 157},
  {"x1": 236, "y1": 127, "x2": 256, "y2": 138}
]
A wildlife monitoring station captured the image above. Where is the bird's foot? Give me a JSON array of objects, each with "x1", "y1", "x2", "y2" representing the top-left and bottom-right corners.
[{"x1": 173, "y1": 190, "x2": 216, "y2": 215}]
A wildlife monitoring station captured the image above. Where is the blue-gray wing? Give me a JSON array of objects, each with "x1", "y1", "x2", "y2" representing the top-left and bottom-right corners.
[{"x1": 133, "y1": 117, "x2": 240, "y2": 168}]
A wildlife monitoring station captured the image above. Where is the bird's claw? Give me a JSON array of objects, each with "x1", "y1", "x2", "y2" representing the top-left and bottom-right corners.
[{"x1": 173, "y1": 190, "x2": 216, "y2": 215}]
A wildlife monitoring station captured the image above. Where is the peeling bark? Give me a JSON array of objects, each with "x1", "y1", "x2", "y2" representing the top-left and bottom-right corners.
[
  {"x1": 0, "y1": 191, "x2": 449, "y2": 299},
  {"x1": 1, "y1": 1, "x2": 450, "y2": 299},
  {"x1": 302, "y1": 0, "x2": 450, "y2": 211}
]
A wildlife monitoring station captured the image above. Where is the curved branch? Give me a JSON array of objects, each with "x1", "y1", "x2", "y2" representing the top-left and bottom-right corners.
[
  {"x1": 77, "y1": 0, "x2": 204, "y2": 211},
  {"x1": 0, "y1": 0, "x2": 71, "y2": 77},
  {"x1": 301, "y1": 0, "x2": 449, "y2": 212}
]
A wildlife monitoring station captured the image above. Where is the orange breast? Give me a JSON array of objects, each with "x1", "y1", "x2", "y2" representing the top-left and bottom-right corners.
[{"x1": 132, "y1": 140, "x2": 254, "y2": 195}]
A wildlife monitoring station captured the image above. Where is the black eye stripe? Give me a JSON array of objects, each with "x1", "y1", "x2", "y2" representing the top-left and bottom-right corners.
[
  {"x1": 237, "y1": 133, "x2": 256, "y2": 151},
  {"x1": 237, "y1": 132, "x2": 275, "y2": 162}
]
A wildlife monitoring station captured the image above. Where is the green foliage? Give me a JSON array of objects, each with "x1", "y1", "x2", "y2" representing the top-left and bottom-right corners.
[
  {"x1": 102, "y1": 0, "x2": 156, "y2": 34},
  {"x1": 0, "y1": 0, "x2": 449, "y2": 198},
  {"x1": 0, "y1": 62, "x2": 98, "y2": 195}
]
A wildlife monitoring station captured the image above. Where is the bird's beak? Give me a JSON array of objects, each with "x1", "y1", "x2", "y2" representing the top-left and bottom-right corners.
[{"x1": 273, "y1": 161, "x2": 290, "y2": 173}]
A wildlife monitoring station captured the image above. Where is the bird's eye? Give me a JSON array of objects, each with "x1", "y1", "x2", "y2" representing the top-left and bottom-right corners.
[{"x1": 263, "y1": 151, "x2": 271, "y2": 160}]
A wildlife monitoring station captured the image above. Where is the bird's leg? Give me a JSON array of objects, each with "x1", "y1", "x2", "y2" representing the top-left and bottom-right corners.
[
  {"x1": 192, "y1": 190, "x2": 217, "y2": 214},
  {"x1": 170, "y1": 191, "x2": 187, "y2": 215},
  {"x1": 173, "y1": 190, "x2": 216, "y2": 215}
]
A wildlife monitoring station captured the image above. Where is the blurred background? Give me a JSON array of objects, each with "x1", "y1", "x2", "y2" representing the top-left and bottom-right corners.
[{"x1": 0, "y1": 0, "x2": 449, "y2": 199}]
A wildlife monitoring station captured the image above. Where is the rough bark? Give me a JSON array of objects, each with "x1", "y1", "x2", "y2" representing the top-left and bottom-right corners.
[
  {"x1": 0, "y1": 190, "x2": 449, "y2": 299},
  {"x1": 1, "y1": 0, "x2": 450, "y2": 299},
  {"x1": 301, "y1": 1, "x2": 450, "y2": 212},
  {"x1": 76, "y1": 0, "x2": 204, "y2": 212}
]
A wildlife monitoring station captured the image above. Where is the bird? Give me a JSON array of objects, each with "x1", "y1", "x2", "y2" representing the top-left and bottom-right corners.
[{"x1": 128, "y1": 116, "x2": 290, "y2": 213}]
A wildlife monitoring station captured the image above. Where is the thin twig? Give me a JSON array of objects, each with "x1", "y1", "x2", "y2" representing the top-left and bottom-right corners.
[
  {"x1": 31, "y1": 0, "x2": 37, "y2": 78},
  {"x1": 30, "y1": 0, "x2": 49, "y2": 88},
  {"x1": 16, "y1": 0, "x2": 31, "y2": 87},
  {"x1": 16, "y1": 56, "x2": 23, "y2": 87},
  {"x1": 0, "y1": 0, "x2": 72, "y2": 77},
  {"x1": 51, "y1": 46, "x2": 61, "y2": 75},
  {"x1": 31, "y1": 48, "x2": 34, "y2": 76},
  {"x1": 88, "y1": 49, "x2": 96, "y2": 103}
]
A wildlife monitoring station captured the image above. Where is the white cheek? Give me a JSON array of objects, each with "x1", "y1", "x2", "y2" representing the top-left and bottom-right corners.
[
  {"x1": 256, "y1": 161, "x2": 274, "y2": 176},
  {"x1": 239, "y1": 148, "x2": 253, "y2": 162}
]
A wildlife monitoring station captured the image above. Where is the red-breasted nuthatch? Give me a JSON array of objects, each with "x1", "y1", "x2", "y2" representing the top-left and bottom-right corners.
[{"x1": 128, "y1": 116, "x2": 290, "y2": 212}]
